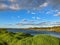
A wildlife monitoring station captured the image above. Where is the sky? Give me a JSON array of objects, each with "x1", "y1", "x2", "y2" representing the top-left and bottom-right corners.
[{"x1": 0, "y1": 0, "x2": 60, "y2": 28}]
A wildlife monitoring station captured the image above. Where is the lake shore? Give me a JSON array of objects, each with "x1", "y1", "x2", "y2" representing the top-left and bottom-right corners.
[
  {"x1": 24, "y1": 26, "x2": 60, "y2": 32},
  {"x1": 0, "y1": 26, "x2": 60, "y2": 32}
]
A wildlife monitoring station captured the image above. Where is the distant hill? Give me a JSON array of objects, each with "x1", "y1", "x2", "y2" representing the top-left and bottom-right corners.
[
  {"x1": 0, "y1": 26, "x2": 60, "y2": 32},
  {"x1": 25, "y1": 26, "x2": 60, "y2": 32}
]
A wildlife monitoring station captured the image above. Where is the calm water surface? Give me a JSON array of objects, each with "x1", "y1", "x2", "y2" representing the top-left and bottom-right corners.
[{"x1": 7, "y1": 29, "x2": 60, "y2": 38}]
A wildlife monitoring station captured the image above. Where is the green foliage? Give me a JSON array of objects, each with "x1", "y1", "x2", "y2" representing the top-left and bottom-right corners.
[
  {"x1": 18, "y1": 34, "x2": 59, "y2": 45},
  {"x1": 14, "y1": 32, "x2": 33, "y2": 39},
  {"x1": 0, "y1": 30, "x2": 60, "y2": 45}
]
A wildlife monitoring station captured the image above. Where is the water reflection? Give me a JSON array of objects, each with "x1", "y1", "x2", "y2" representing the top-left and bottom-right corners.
[{"x1": 7, "y1": 29, "x2": 60, "y2": 38}]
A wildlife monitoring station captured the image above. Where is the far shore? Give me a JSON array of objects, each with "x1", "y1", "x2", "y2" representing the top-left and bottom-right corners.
[{"x1": 0, "y1": 26, "x2": 60, "y2": 32}]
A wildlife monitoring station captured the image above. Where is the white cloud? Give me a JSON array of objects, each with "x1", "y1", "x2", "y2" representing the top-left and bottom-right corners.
[
  {"x1": 46, "y1": 10, "x2": 60, "y2": 15},
  {"x1": 9, "y1": 4, "x2": 20, "y2": 10},
  {"x1": 55, "y1": 10, "x2": 59, "y2": 12},
  {"x1": 38, "y1": 22, "x2": 60, "y2": 26},
  {"x1": 0, "y1": 0, "x2": 47, "y2": 10},
  {"x1": 22, "y1": 19, "x2": 28, "y2": 23},
  {"x1": 40, "y1": 2, "x2": 48, "y2": 7},
  {"x1": 31, "y1": 12, "x2": 36, "y2": 15},
  {"x1": 17, "y1": 16, "x2": 20, "y2": 18},
  {"x1": 16, "y1": 21, "x2": 60, "y2": 27},
  {"x1": 46, "y1": 11, "x2": 51, "y2": 14},
  {"x1": 0, "y1": 0, "x2": 60, "y2": 11},
  {"x1": 54, "y1": 12, "x2": 60, "y2": 16},
  {"x1": 9, "y1": 0, "x2": 16, "y2": 2},
  {"x1": 48, "y1": 0, "x2": 60, "y2": 10},
  {"x1": 32, "y1": 17, "x2": 35, "y2": 19},
  {"x1": 0, "y1": 3, "x2": 8, "y2": 10},
  {"x1": 16, "y1": 23, "x2": 23, "y2": 26},
  {"x1": 32, "y1": 16, "x2": 41, "y2": 20},
  {"x1": 27, "y1": 10, "x2": 30, "y2": 14},
  {"x1": 30, "y1": 20, "x2": 35, "y2": 22},
  {"x1": 36, "y1": 17, "x2": 41, "y2": 20}
]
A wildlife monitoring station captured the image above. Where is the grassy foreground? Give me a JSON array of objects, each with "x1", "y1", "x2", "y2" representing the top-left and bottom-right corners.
[{"x1": 0, "y1": 30, "x2": 60, "y2": 45}]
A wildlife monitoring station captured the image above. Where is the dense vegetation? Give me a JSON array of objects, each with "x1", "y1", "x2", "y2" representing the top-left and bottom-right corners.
[{"x1": 0, "y1": 30, "x2": 60, "y2": 45}]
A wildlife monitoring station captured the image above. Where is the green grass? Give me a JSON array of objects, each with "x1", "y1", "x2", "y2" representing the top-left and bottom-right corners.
[
  {"x1": 0, "y1": 30, "x2": 60, "y2": 45},
  {"x1": 18, "y1": 34, "x2": 59, "y2": 45}
]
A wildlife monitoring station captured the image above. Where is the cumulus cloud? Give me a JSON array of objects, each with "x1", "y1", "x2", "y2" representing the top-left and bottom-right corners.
[
  {"x1": 36, "y1": 17, "x2": 41, "y2": 20},
  {"x1": 40, "y1": 2, "x2": 48, "y2": 7},
  {"x1": 32, "y1": 17, "x2": 36, "y2": 19},
  {"x1": 9, "y1": 4, "x2": 20, "y2": 10},
  {"x1": 21, "y1": 19, "x2": 29, "y2": 24},
  {"x1": 16, "y1": 21, "x2": 60, "y2": 27},
  {"x1": 0, "y1": 3, "x2": 8, "y2": 10},
  {"x1": 9, "y1": 0, "x2": 16, "y2": 2},
  {"x1": 0, "y1": 0, "x2": 60, "y2": 10},
  {"x1": 31, "y1": 12, "x2": 36, "y2": 15},
  {"x1": 38, "y1": 22, "x2": 60, "y2": 26},
  {"x1": 0, "y1": 0, "x2": 47, "y2": 10},
  {"x1": 46, "y1": 11, "x2": 51, "y2": 14},
  {"x1": 48, "y1": 0, "x2": 60, "y2": 10},
  {"x1": 54, "y1": 12, "x2": 60, "y2": 16},
  {"x1": 16, "y1": 19, "x2": 37, "y2": 26},
  {"x1": 16, "y1": 23, "x2": 23, "y2": 26},
  {"x1": 22, "y1": 19, "x2": 28, "y2": 22}
]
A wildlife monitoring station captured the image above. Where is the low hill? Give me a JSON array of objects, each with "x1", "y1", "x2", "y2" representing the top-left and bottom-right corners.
[{"x1": 25, "y1": 26, "x2": 60, "y2": 32}]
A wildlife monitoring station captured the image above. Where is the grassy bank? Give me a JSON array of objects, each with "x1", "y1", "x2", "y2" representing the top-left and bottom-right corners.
[{"x1": 0, "y1": 30, "x2": 60, "y2": 45}]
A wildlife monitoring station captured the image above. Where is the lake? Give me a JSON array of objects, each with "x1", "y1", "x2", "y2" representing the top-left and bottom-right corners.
[{"x1": 7, "y1": 29, "x2": 60, "y2": 38}]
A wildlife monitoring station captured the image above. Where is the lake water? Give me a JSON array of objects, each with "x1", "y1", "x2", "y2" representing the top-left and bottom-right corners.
[{"x1": 7, "y1": 29, "x2": 60, "y2": 38}]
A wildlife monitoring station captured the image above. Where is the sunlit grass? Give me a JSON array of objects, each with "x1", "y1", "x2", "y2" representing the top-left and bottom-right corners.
[{"x1": 0, "y1": 30, "x2": 60, "y2": 45}]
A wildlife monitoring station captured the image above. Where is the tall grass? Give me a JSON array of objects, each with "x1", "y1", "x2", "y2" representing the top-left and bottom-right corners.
[{"x1": 0, "y1": 30, "x2": 60, "y2": 45}]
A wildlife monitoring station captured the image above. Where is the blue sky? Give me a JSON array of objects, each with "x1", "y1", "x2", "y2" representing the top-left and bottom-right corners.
[{"x1": 0, "y1": 0, "x2": 60, "y2": 28}]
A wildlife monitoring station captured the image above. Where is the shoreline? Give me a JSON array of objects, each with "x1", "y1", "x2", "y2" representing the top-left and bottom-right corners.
[{"x1": 0, "y1": 26, "x2": 60, "y2": 32}]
